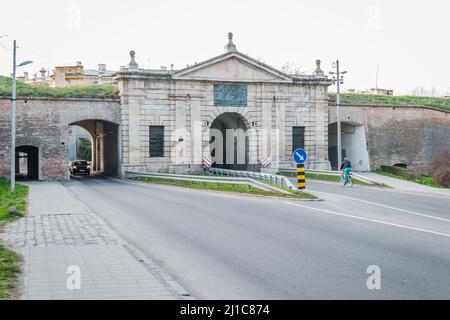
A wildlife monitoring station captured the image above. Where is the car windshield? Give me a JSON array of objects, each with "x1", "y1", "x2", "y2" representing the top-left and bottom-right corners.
[{"x1": 74, "y1": 161, "x2": 87, "y2": 165}]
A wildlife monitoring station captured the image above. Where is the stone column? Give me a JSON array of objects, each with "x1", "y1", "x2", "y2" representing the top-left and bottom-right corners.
[
  {"x1": 310, "y1": 86, "x2": 331, "y2": 170},
  {"x1": 275, "y1": 97, "x2": 288, "y2": 168},
  {"x1": 169, "y1": 94, "x2": 189, "y2": 173},
  {"x1": 128, "y1": 97, "x2": 142, "y2": 167},
  {"x1": 190, "y1": 98, "x2": 203, "y2": 170}
]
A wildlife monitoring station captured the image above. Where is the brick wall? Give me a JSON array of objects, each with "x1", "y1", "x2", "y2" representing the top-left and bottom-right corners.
[
  {"x1": 0, "y1": 97, "x2": 120, "y2": 180},
  {"x1": 329, "y1": 104, "x2": 450, "y2": 173}
]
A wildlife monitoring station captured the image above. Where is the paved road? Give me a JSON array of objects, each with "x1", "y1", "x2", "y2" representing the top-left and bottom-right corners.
[{"x1": 64, "y1": 176, "x2": 450, "y2": 299}]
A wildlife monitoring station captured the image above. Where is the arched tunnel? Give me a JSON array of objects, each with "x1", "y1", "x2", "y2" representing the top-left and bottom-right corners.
[{"x1": 69, "y1": 119, "x2": 119, "y2": 176}]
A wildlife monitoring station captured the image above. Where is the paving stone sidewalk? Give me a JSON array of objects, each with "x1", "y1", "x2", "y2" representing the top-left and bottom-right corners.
[{"x1": 0, "y1": 181, "x2": 185, "y2": 300}]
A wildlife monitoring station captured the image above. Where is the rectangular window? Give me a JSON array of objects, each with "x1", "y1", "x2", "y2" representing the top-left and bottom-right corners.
[
  {"x1": 292, "y1": 126, "x2": 305, "y2": 152},
  {"x1": 149, "y1": 126, "x2": 164, "y2": 157}
]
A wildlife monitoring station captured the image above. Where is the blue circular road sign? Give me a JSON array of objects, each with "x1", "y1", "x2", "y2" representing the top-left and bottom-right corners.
[{"x1": 292, "y1": 148, "x2": 307, "y2": 164}]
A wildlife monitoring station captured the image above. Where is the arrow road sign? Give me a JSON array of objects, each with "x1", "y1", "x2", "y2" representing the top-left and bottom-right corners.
[{"x1": 293, "y1": 148, "x2": 307, "y2": 164}]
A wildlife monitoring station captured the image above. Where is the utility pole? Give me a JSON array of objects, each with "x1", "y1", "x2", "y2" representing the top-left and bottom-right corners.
[
  {"x1": 375, "y1": 64, "x2": 379, "y2": 91},
  {"x1": 10, "y1": 40, "x2": 33, "y2": 192},
  {"x1": 329, "y1": 60, "x2": 347, "y2": 171},
  {"x1": 11, "y1": 40, "x2": 17, "y2": 192}
]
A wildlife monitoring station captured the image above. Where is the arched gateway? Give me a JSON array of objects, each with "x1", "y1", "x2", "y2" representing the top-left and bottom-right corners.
[
  {"x1": 116, "y1": 33, "x2": 332, "y2": 175},
  {"x1": 209, "y1": 112, "x2": 250, "y2": 171}
]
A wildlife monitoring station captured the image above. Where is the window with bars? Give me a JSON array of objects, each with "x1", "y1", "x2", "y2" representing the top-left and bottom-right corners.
[
  {"x1": 292, "y1": 126, "x2": 305, "y2": 152},
  {"x1": 149, "y1": 126, "x2": 164, "y2": 157}
]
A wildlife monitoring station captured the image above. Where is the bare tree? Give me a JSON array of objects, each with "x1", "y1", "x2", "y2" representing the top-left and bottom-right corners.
[
  {"x1": 410, "y1": 86, "x2": 441, "y2": 97},
  {"x1": 280, "y1": 62, "x2": 303, "y2": 76}
]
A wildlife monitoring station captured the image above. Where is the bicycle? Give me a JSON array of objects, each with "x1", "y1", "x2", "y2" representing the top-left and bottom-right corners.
[{"x1": 339, "y1": 170, "x2": 353, "y2": 187}]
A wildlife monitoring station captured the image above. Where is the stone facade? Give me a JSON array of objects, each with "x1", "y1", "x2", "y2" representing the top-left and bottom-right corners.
[
  {"x1": 329, "y1": 104, "x2": 450, "y2": 173},
  {"x1": 0, "y1": 97, "x2": 120, "y2": 180},
  {"x1": 116, "y1": 35, "x2": 332, "y2": 174}
]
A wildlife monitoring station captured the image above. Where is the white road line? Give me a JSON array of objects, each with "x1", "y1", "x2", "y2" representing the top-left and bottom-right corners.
[
  {"x1": 284, "y1": 202, "x2": 450, "y2": 239},
  {"x1": 311, "y1": 190, "x2": 450, "y2": 223}
]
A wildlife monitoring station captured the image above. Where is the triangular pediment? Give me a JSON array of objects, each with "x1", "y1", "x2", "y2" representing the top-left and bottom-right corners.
[{"x1": 172, "y1": 52, "x2": 292, "y2": 83}]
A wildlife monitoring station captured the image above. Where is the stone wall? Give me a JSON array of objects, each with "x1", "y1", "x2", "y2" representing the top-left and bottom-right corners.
[
  {"x1": 329, "y1": 104, "x2": 450, "y2": 173},
  {"x1": 0, "y1": 97, "x2": 120, "y2": 180}
]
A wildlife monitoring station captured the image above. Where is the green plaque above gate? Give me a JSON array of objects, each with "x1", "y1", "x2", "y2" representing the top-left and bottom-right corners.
[{"x1": 214, "y1": 84, "x2": 247, "y2": 106}]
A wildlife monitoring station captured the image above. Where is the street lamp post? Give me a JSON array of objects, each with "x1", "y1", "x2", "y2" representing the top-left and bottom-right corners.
[
  {"x1": 330, "y1": 60, "x2": 347, "y2": 171},
  {"x1": 10, "y1": 40, "x2": 32, "y2": 192}
]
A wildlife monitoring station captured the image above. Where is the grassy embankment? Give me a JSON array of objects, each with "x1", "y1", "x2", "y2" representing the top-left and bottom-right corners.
[
  {"x1": 328, "y1": 93, "x2": 450, "y2": 111},
  {"x1": 130, "y1": 176, "x2": 318, "y2": 199},
  {"x1": 376, "y1": 169, "x2": 447, "y2": 189},
  {"x1": 0, "y1": 75, "x2": 119, "y2": 99},
  {"x1": 0, "y1": 178, "x2": 28, "y2": 299}
]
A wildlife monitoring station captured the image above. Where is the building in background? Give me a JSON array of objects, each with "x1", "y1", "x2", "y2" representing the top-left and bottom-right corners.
[
  {"x1": 16, "y1": 62, "x2": 116, "y2": 87},
  {"x1": 16, "y1": 67, "x2": 51, "y2": 85},
  {"x1": 50, "y1": 62, "x2": 116, "y2": 87},
  {"x1": 345, "y1": 88, "x2": 394, "y2": 95}
]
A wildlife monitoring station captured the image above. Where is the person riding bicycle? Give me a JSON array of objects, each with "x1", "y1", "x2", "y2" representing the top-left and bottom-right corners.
[{"x1": 339, "y1": 157, "x2": 352, "y2": 186}]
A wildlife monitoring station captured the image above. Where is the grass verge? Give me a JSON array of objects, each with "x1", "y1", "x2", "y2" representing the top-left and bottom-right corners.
[
  {"x1": 130, "y1": 176, "x2": 318, "y2": 199},
  {"x1": 0, "y1": 178, "x2": 28, "y2": 220},
  {"x1": 0, "y1": 178, "x2": 28, "y2": 299},
  {"x1": 277, "y1": 170, "x2": 385, "y2": 187},
  {"x1": 0, "y1": 245, "x2": 21, "y2": 299},
  {"x1": 376, "y1": 170, "x2": 447, "y2": 188}
]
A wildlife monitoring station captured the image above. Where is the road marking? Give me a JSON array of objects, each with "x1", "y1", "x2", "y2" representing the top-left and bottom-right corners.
[
  {"x1": 285, "y1": 202, "x2": 450, "y2": 239},
  {"x1": 311, "y1": 190, "x2": 450, "y2": 223}
]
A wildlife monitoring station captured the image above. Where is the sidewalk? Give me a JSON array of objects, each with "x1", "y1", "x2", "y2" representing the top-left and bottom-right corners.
[
  {"x1": 0, "y1": 181, "x2": 187, "y2": 300},
  {"x1": 357, "y1": 172, "x2": 450, "y2": 198}
]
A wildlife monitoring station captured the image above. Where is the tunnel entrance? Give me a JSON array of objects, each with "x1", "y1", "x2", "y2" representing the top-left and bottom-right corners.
[
  {"x1": 210, "y1": 112, "x2": 249, "y2": 170},
  {"x1": 328, "y1": 122, "x2": 370, "y2": 171},
  {"x1": 69, "y1": 120, "x2": 119, "y2": 176},
  {"x1": 15, "y1": 145, "x2": 39, "y2": 180}
]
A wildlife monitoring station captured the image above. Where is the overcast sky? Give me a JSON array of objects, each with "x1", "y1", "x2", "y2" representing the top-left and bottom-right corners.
[{"x1": 1, "y1": 0, "x2": 449, "y2": 95}]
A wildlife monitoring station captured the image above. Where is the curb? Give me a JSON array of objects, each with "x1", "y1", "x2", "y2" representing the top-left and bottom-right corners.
[
  {"x1": 124, "y1": 244, "x2": 192, "y2": 299},
  {"x1": 113, "y1": 177, "x2": 323, "y2": 202}
]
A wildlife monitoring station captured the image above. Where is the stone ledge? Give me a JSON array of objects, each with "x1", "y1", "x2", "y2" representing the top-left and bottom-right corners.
[{"x1": 0, "y1": 96, "x2": 120, "y2": 103}]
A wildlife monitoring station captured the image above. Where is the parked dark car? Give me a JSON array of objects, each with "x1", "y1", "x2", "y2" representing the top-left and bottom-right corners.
[{"x1": 70, "y1": 160, "x2": 91, "y2": 175}]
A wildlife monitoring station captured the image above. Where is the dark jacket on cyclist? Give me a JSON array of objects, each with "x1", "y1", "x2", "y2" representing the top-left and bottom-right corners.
[{"x1": 340, "y1": 159, "x2": 352, "y2": 171}]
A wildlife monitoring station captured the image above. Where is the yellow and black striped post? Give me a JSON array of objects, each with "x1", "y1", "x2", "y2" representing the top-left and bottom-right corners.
[{"x1": 297, "y1": 164, "x2": 306, "y2": 190}]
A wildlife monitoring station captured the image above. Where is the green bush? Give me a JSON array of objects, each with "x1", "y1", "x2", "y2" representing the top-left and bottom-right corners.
[
  {"x1": 430, "y1": 150, "x2": 450, "y2": 187},
  {"x1": 380, "y1": 165, "x2": 419, "y2": 180}
]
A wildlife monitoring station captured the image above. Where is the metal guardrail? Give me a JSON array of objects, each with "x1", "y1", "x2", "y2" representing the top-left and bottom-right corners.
[
  {"x1": 124, "y1": 171, "x2": 292, "y2": 194},
  {"x1": 207, "y1": 168, "x2": 296, "y2": 190},
  {"x1": 277, "y1": 168, "x2": 382, "y2": 185}
]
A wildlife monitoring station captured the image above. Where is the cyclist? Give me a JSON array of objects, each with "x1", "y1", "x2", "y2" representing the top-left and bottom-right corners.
[{"x1": 339, "y1": 157, "x2": 352, "y2": 186}]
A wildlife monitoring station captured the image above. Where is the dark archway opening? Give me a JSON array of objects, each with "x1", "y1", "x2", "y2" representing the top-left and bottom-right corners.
[
  {"x1": 328, "y1": 121, "x2": 370, "y2": 171},
  {"x1": 15, "y1": 145, "x2": 39, "y2": 180},
  {"x1": 210, "y1": 112, "x2": 249, "y2": 171},
  {"x1": 69, "y1": 120, "x2": 119, "y2": 176}
]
